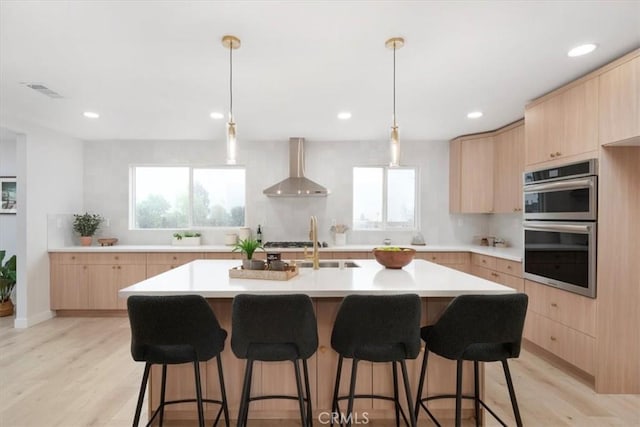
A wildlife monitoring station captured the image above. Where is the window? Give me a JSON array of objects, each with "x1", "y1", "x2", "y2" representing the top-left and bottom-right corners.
[
  {"x1": 131, "y1": 166, "x2": 245, "y2": 229},
  {"x1": 352, "y1": 166, "x2": 417, "y2": 230}
]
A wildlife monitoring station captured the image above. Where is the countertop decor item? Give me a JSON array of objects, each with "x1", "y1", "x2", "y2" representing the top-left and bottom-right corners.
[
  {"x1": 0, "y1": 250, "x2": 17, "y2": 317},
  {"x1": 232, "y1": 238, "x2": 265, "y2": 270},
  {"x1": 172, "y1": 232, "x2": 201, "y2": 246},
  {"x1": 97, "y1": 238, "x2": 118, "y2": 246},
  {"x1": 73, "y1": 212, "x2": 104, "y2": 246},
  {"x1": 372, "y1": 246, "x2": 416, "y2": 269},
  {"x1": 330, "y1": 224, "x2": 349, "y2": 246},
  {"x1": 229, "y1": 265, "x2": 298, "y2": 281}
]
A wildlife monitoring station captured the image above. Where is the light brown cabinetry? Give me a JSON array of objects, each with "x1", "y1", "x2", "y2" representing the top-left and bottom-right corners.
[
  {"x1": 494, "y1": 124, "x2": 525, "y2": 213},
  {"x1": 50, "y1": 253, "x2": 146, "y2": 310},
  {"x1": 469, "y1": 254, "x2": 524, "y2": 292},
  {"x1": 416, "y1": 252, "x2": 471, "y2": 273},
  {"x1": 146, "y1": 252, "x2": 204, "y2": 277},
  {"x1": 599, "y1": 55, "x2": 640, "y2": 145},
  {"x1": 524, "y1": 77, "x2": 599, "y2": 166},
  {"x1": 523, "y1": 280, "x2": 596, "y2": 375},
  {"x1": 460, "y1": 136, "x2": 494, "y2": 213},
  {"x1": 450, "y1": 121, "x2": 524, "y2": 214}
]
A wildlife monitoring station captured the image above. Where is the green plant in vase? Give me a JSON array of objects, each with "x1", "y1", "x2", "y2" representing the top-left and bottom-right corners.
[
  {"x1": 233, "y1": 238, "x2": 265, "y2": 270},
  {"x1": 73, "y1": 213, "x2": 104, "y2": 246}
]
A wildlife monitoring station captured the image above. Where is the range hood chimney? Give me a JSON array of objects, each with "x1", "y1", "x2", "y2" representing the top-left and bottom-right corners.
[{"x1": 263, "y1": 137, "x2": 329, "y2": 197}]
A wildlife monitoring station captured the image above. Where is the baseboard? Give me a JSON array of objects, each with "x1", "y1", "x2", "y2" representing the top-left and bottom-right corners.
[
  {"x1": 523, "y1": 339, "x2": 595, "y2": 388},
  {"x1": 13, "y1": 309, "x2": 55, "y2": 328},
  {"x1": 54, "y1": 309, "x2": 127, "y2": 317}
]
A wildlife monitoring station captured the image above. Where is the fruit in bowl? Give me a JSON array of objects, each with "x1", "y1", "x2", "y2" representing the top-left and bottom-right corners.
[{"x1": 372, "y1": 247, "x2": 416, "y2": 269}]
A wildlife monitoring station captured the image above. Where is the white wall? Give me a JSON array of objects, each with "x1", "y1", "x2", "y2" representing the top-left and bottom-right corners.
[
  {"x1": 83, "y1": 138, "x2": 487, "y2": 246},
  {"x1": 488, "y1": 213, "x2": 524, "y2": 249},
  {"x1": 0, "y1": 129, "x2": 17, "y2": 258},
  {"x1": 0, "y1": 115, "x2": 84, "y2": 328}
]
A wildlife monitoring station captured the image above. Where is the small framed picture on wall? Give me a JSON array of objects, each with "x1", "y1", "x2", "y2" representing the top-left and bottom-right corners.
[{"x1": 0, "y1": 177, "x2": 16, "y2": 214}]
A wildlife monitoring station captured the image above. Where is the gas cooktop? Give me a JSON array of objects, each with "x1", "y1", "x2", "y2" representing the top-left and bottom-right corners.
[{"x1": 263, "y1": 241, "x2": 329, "y2": 248}]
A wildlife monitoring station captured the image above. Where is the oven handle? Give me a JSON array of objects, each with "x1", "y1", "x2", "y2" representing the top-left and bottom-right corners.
[
  {"x1": 523, "y1": 177, "x2": 594, "y2": 193},
  {"x1": 524, "y1": 222, "x2": 593, "y2": 233}
]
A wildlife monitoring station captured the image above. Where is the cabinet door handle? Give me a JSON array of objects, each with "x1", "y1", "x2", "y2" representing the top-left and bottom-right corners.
[
  {"x1": 550, "y1": 336, "x2": 557, "y2": 341},
  {"x1": 482, "y1": 259, "x2": 486, "y2": 263},
  {"x1": 173, "y1": 256, "x2": 177, "y2": 260},
  {"x1": 555, "y1": 152, "x2": 562, "y2": 156},
  {"x1": 319, "y1": 345, "x2": 327, "y2": 354},
  {"x1": 117, "y1": 266, "x2": 121, "y2": 270},
  {"x1": 550, "y1": 302, "x2": 558, "y2": 308},
  {"x1": 71, "y1": 256, "x2": 76, "y2": 260},
  {"x1": 431, "y1": 256, "x2": 437, "y2": 260},
  {"x1": 550, "y1": 153, "x2": 556, "y2": 158},
  {"x1": 114, "y1": 256, "x2": 119, "y2": 260}
]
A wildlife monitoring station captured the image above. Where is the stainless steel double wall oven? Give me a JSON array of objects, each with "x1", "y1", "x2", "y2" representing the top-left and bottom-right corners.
[{"x1": 523, "y1": 159, "x2": 597, "y2": 298}]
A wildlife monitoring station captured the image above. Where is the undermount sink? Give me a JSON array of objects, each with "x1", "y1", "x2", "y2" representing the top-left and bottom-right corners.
[{"x1": 296, "y1": 260, "x2": 360, "y2": 269}]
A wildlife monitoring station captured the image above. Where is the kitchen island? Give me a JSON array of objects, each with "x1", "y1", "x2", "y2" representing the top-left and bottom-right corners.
[{"x1": 118, "y1": 259, "x2": 515, "y2": 422}]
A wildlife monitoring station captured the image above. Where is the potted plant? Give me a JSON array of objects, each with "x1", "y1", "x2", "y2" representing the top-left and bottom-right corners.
[
  {"x1": 232, "y1": 238, "x2": 265, "y2": 270},
  {"x1": 73, "y1": 213, "x2": 104, "y2": 246},
  {"x1": 172, "y1": 232, "x2": 202, "y2": 246},
  {"x1": 0, "y1": 250, "x2": 17, "y2": 317}
]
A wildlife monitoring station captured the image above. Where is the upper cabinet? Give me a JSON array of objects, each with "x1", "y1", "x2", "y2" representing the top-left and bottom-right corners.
[
  {"x1": 450, "y1": 121, "x2": 524, "y2": 214},
  {"x1": 525, "y1": 78, "x2": 599, "y2": 166},
  {"x1": 450, "y1": 134, "x2": 494, "y2": 213},
  {"x1": 599, "y1": 56, "x2": 640, "y2": 146},
  {"x1": 494, "y1": 123, "x2": 524, "y2": 213}
]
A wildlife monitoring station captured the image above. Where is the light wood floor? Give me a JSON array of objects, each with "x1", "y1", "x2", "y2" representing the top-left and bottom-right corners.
[{"x1": 0, "y1": 316, "x2": 638, "y2": 427}]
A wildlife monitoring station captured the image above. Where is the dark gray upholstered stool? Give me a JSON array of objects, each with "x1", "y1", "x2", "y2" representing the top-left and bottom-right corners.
[
  {"x1": 330, "y1": 294, "x2": 421, "y2": 427},
  {"x1": 414, "y1": 293, "x2": 528, "y2": 427},
  {"x1": 231, "y1": 294, "x2": 318, "y2": 427},
  {"x1": 127, "y1": 295, "x2": 229, "y2": 427}
]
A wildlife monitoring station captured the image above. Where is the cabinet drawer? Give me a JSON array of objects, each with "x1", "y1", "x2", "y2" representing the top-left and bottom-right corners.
[
  {"x1": 471, "y1": 253, "x2": 497, "y2": 270},
  {"x1": 493, "y1": 272, "x2": 524, "y2": 292},
  {"x1": 147, "y1": 253, "x2": 203, "y2": 264},
  {"x1": 50, "y1": 253, "x2": 88, "y2": 265},
  {"x1": 470, "y1": 265, "x2": 495, "y2": 281},
  {"x1": 496, "y1": 258, "x2": 522, "y2": 277},
  {"x1": 419, "y1": 252, "x2": 470, "y2": 265},
  {"x1": 524, "y1": 311, "x2": 595, "y2": 374},
  {"x1": 525, "y1": 280, "x2": 596, "y2": 336},
  {"x1": 85, "y1": 253, "x2": 147, "y2": 265}
]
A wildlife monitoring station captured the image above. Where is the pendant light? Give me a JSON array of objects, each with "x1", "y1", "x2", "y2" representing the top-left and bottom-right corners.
[
  {"x1": 386, "y1": 37, "x2": 404, "y2": 167},
  {"x1": 222, "y1": 35, "x2": 240, "y2": 165}
]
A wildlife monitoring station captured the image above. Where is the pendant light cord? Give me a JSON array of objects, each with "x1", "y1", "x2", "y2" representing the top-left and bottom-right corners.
[
  {"x1": 229, "y1": 42, "x2": 233, "y2": 117},
  {"x1": 392, "y1": 42, "x2": 396, "y2": 127}
]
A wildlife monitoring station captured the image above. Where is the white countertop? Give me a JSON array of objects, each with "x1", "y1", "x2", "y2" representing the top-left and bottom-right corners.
[
  {"x1": 51, "y1": 244, "x2": 522, "y2": 262},
  {"x1": 118, "y1": 259, "x2": 516, "y2": 298}
]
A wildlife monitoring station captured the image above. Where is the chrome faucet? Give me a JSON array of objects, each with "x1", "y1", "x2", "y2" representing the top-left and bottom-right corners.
[{"x1": 304, "y1": 215, "x2": 320, "y2": 270}]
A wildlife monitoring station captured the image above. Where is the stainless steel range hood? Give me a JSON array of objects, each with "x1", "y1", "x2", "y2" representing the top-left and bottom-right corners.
[{"x1": 263, "y1": 137, "x2": 329, "y2": 197}]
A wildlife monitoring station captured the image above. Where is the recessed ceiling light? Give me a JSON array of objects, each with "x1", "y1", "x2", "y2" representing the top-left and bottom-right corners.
[
  {"x1": 337, "y1": 112, "x2": 352, "y2": 120},
  {"x1": 83, "y1": 111, "x2": 99, "y2": 119},
  {"x1": 467, "y1": 111, "x2": 483, "y2": 119},
  {"x1": 568, "y1": 43, "x2": 597, "y2": 57},
  {"x1": 210, "y1": 112, "x2": 224, "y2": 119}
]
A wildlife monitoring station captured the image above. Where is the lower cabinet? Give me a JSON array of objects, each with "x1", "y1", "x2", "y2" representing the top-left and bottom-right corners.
[
  {"x1": 416, "y1": 251, "x2": 471, "y2": 273},
  {"x1": 50, "y1": 253, "x2": 147, "y2": 310},
  {"x1": 147, "y1": 252, "x2": 205, "y2": 277},
  {"x1": 470, "y1": 253, "x2": 524, "y2": 292}
]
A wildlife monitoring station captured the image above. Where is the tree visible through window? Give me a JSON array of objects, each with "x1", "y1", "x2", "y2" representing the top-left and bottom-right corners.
[
  {"x1": 131, "y1": 166, "x2": 245, "y2": 229},
  {"x1": 353, "y1": 166, "x2": 416, "y2": 230}
]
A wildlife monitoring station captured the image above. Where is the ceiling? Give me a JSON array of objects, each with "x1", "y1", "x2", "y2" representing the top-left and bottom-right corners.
[{"x1": 1, "y1": 1, "x2": 639, "y2": 143}]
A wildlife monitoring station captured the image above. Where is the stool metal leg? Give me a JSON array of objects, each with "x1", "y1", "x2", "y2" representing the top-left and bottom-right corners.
[
  {"x1": 414, "y1": 349, "x2": 428, "y2": 421},
  {"x1": 193, "y1": 361, "x2": 205, "y2": 427},
  {"x1": 303, "y1": 359, "x2": 313, "y2": 427},
  {"x1": 331, "y1": 356, "x2": 344, "y2": 427},
  {"x1": 392, "y1": 361, "x2": 400, "y2": 427},
  {"x1": 455, "y1": 360, "x2": 463, "y2": 427},
  {"x1": 293, "y1": 359, "x2": 307, "y2": 427},
  {"x1": 133, "y1": 362, "x2": 151, "y2": 427},
  {"x1": 238, "y1": 359, "x2": 254, "y2": 427},
  {"x1": 502, "y1": 360, "x2": 523, "y2": 427},
  {"x1": 216, "y1": 356, "x2": 230, "y2": 427},
  {"x1": 159, "y1": 364, "x2": 167, "y2": 427},
  {"x1": 399, "y1": 360, "x2": 417, "y2": 427},
  {"x1": 346, "y1": 358, "x2": 359, "y2": 427},
  {"x1": 474, "y1": 361, "x2": 480, "y2": 427}
]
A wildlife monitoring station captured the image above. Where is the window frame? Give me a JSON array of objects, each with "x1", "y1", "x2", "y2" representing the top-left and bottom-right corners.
[
  {"x1": 352, "y1": 165, "x2": 419, "y2": 231},
  {"x1": 129, "y1": 164, "x2": 247, "y2": 230}
]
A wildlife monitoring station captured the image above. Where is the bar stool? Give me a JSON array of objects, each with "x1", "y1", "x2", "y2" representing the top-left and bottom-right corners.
[
  {"x1": 330, "y1": 294, "x2": 421, "y2": 427},
  {"x1": 414, "y1": 293, "x2": 528, "y2": 427},
  {"x1": 231, "y1": 294, "x2": 318, "y2": 427},
  {"x1": 127, "y1": 294, "x2": 230, "y2": 427}
]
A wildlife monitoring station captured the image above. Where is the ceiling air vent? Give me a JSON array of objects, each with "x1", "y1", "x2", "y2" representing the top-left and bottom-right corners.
[{"x1": 21, "y1": 82, "x2": 64, "y2": 99}]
